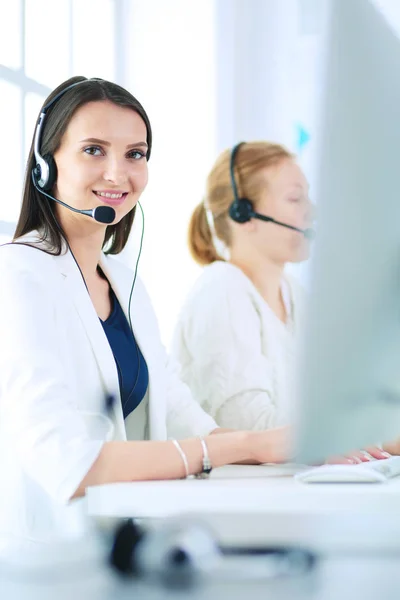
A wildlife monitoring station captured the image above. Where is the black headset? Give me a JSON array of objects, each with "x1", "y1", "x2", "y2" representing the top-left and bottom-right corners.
[
  {"x1": 228, "y1": 141, "x2": 315, "y2": 239},
  {"x1": 228, "y1": 142, "x2": 257, "y2": 224}
]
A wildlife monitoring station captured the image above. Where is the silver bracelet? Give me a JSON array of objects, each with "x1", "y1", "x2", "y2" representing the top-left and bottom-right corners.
[
  {"x1": 171, "y1": 439, "x2": 189, "y2": 478},
  {"x1": 195, "y1": 436, "x2": 213, "y2": 479}
]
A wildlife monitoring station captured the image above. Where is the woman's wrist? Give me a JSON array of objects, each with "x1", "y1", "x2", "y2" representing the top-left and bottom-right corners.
[
  {"x1": 179, "y1": 431, "x2": 249, "y2": 473},
  {"x1": 206, "y1": 430, "x2": 251, "y2": 466},
  {"x1": 240, "y1": 430, "x2": 260, "y2": 462},
  {"x1": 172, "y1": 427, "x2": 288, "y2": 477},
  {"x1": 242, "y1": 428, "x2": 290, "y2": 464}
]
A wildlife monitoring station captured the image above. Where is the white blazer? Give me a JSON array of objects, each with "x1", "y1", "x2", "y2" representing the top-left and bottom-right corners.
[
  {"x1": 0, "y1": 233, "x2": 216, "y2": 554},
  {"x1": 170, "y1": 261, "x2": 305, "y2": 431}
]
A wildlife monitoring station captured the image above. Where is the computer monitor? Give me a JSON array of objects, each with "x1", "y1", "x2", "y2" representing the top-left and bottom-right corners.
[{"x1": 296, "y1": 0, "x2": 400, "y2": 463}]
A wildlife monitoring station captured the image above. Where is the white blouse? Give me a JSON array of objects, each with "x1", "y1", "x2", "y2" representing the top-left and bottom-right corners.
[{"x1": 170, "y1": 261, "x2": 305, "y2": 431}]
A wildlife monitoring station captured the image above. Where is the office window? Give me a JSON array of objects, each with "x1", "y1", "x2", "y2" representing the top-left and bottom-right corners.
[
  {"x1": 0, "y1": 80, "x2": 22, "y2": 224},
  {"x1": 25, "y1": 0, "x2": 71, "y2": 88},
  {"x1": 72, "y1": 0, "x2": 116, "y2": 81},
  {"x1": 0, "y1": 0, "x2": 119, "y2": 240},
  {"x1": 0, "y1": 0, "x2": 22, "y2": 70}
]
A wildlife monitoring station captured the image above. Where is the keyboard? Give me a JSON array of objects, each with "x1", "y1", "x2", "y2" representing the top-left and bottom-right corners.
[{"x1": 295, "y1": 456, "x2": 400, "y2": 484}]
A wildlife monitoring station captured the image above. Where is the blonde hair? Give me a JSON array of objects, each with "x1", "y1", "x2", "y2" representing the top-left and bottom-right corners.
[{"x1": 188, "y1": 141, "x2": 294, "y2": 266}]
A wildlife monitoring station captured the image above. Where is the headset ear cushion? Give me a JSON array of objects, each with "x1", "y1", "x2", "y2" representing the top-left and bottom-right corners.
[
  {"x1": 41, "y1": 154, "x2": 57, "y2": 192},
  {"x1": 229, "y1": 198, "x2": 254, "y2": 223}
]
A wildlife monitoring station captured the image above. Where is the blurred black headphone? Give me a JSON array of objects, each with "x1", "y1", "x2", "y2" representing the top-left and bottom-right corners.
[
  {"x1": 33, "y1": 78, "x2": 102, "y2": 192},
  {"x1": 109, "y1": 518, "x2": 316, "y2": 588},
  {"x1": 228, "y1": 141, "x2": 256, "y2": 224},
  {"x1": 228, "y1": 141, "x2": 315, "y2": 239}
]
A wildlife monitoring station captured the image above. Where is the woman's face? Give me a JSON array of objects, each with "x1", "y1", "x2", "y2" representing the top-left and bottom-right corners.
[
  {"x1": 245, "y1": 159, "x2": 313, "y2": 264},
  {"x1": 53, "y1": 100, "x2": 149, "y2": 226}
]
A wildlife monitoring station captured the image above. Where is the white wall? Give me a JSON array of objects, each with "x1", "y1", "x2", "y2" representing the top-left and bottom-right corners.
[
  {"x1": 214, "y1": 0, "x2": 298, "y2": 151},
  {"x1": 121, "y1": 0, "x2": 218, "y2": 345}
]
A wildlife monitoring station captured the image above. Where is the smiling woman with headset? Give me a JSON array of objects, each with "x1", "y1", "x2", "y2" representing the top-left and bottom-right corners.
[
  {"x1": 0, "y1": 77, "x2": 293, "y2": 554},
  {"x1": 170, "y1": 141, "x2": 314, "y2": 431}
]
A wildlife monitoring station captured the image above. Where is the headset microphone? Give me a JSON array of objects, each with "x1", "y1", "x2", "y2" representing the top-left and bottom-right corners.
[
  {"x1": 230, "y1": 197, "x2": 315, "y2": 240},
  {"x1": 228, "y1": 142, "x2": 315, "y2": 240},
  {"x1": 252, "y1": 213, "x2": 315, "y2": 240},
  {"x1": 302, "y1": 228, "x2": 315, "y2": 241},
  {"x1": 31, "y1": 171, "x2": 116, "y2": 224}
]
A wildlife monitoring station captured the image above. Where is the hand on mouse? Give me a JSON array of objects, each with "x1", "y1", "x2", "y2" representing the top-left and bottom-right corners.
[{"x1": 325, "y1": 446, "x2": 391, "y2": 465}]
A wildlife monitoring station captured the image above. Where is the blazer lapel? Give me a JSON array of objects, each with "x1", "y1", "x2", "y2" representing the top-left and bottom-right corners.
[
  {"x1": 99, "y1": 254, "x2": 149, "y2": 361},
  {"x1": 99, "y1": 254, "x2": 168, "y2": 441},
  {"x1": 55, "y1": 250, "x2": 126, "y2": 440}
]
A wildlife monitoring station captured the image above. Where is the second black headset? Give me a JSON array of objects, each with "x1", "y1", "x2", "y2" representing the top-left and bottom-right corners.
[{"x1": 228, "y1": 142, "x2": 314, "y2": 240}]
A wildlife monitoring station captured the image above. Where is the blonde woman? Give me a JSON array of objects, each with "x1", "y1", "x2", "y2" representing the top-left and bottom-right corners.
[
  {"x1": 171, "y1": 141, "x2": 394, "y2": 465},
  {"x1": 171, "y1": 141, "x2": 313, "y2": 431}
]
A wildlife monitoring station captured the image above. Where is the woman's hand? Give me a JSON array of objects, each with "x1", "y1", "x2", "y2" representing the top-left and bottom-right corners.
[
  {"x1": 213, "y1": 427, "x2": 395, "y2": 467},
  {"x1": 245, "y1": 429, "x2": 392, "y2": 466},
  {"x1": 245, "y1": 426, "x2": 292, "y2": 464},
  {"x1": 325, "y1": 446, "x2": 391, "y2": 465}
]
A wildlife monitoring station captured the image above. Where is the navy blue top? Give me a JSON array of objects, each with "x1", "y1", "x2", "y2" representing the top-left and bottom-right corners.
[{"x1": 100, "y1": 288, "x2": 149, "y2": 420}]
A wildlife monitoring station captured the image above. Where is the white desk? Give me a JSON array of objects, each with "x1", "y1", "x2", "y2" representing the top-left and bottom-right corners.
[
  {"x1": 5, "y1": 466, "x2": 400, "y2": 600},
  {"x1": 86, "y1": 464, "x2": 400, "y2": 553}
]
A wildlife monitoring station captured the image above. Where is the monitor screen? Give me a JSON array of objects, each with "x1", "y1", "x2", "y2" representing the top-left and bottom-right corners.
[{"x1": 295, "y1": 0, "x2": 400, "y2": 463}]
